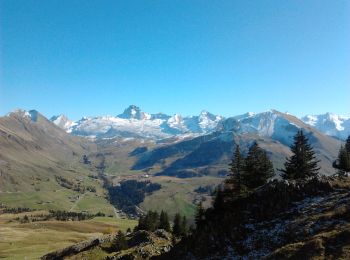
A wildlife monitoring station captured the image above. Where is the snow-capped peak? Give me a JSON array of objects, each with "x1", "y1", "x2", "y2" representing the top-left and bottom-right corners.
[
  {"x1": 218, "y1": 109, "x2": 304, "y2": 146},
  {"x1": 48, "y1": 106, "x2": 349, "y2": 141},
  {"x1": 199, "y1": 110, "x2": 217, "y2": 121},
  {"x1": 50, "y1": 114, "x2": 76, "y2": 133},
  {"x1": 168, "y1": 114, "x2": 183, "y2": 125},
  {"x1": 301, "y1": 113, "x2": 350, "y2": 140},
  {"x1": 118, "y1": 105, "x2": 151, "y2": 120}
]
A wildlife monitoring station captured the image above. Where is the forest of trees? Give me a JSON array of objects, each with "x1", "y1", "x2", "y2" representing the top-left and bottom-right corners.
[
  {"x1": 108, "y1": 180, "x2": 161, "y2": 215},
  {"x1": 135, "y1": 210, "x2": 189, "y2": 238},
  {"x1": 226, "y1": 130, "x2": 325, "y2": 199}
]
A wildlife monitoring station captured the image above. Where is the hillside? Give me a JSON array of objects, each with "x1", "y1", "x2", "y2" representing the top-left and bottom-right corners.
[
  {"x1": 0, "y1": 110, "x2": 114, "y2": 214},
  {"x1": 39, "y1": 177, "x2": 350, "y2": 260},
  {"x1": 159, "y1": 177, "x2": 350, "y2": 259}
]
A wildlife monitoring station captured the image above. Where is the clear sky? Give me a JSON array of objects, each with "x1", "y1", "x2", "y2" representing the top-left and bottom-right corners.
[{"x1": 1, "y1": 0, "x2": 349, "y2": 120}]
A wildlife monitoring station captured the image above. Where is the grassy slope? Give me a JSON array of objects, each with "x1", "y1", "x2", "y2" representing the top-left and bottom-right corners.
[
  {"x1": 0, "y1": 211, "x2": 137, "y2": 260},
  {"x1": 0, "y1": 112, "x2": 117, "y2": 215}
]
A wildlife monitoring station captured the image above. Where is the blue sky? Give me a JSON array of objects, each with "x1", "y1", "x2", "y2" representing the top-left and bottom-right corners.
[{"x1": 1, "y1": 0, "x2": 349, "y2": 120}]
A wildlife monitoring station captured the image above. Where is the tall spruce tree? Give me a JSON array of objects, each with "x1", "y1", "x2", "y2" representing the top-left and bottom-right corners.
[
  {"x1": 213, "y1": 187, "x2": 225, "y2": 212},
  {"x1": 136, "y1": 210, "x2": 159, "y2": 231},
  {"x1": 159, "y1": 210, "x2": 171, "y2": 232},
  {"x1": 242, "y1": 142, "x2": 274, "y2": 189},
  {"x1": 346, "y1": 136, "x2": 350, "y2": 154},
  {"x1": 281, "y1": 130, "x2": 320, "y2": 180},
  {"x1": 195, "y1": 202, "x2": 205, "y2": 229},
  {"x1": 180, "y1": 215, "x2": 188, "y2": 237},
  {"x1": 333, "y1": 145, "x2": 350, "y2": 176},
  {"x1": 114, "y1": 230, "x2": 128, "y2": 251},
  {"x1": 172, "y1": 213, "x2": 182, "y2": 237},
  {"x1": 226, "y1": 145, "x2": 244, "y2": 194}
]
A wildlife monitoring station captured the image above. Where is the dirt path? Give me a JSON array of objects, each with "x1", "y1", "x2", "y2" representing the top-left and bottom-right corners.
[{"x1": 69, "y1": 193, "x2": 86, "y2": 212}]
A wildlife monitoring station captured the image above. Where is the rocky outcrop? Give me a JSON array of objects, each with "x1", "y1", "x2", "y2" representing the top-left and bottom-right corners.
[
  {"x1": 41, "y1": 235, "x2": 112, "y2": 260},
  {"x1": 41, "y1": 230, "x2": 173, "y2": 260},
  {"x1": 109, "y1": 230, "x2": 173, "y2": 259}
]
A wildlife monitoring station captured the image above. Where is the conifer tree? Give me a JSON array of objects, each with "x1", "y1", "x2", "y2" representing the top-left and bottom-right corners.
[
  {"x1": 333, "y1": 145, "x2": 350, "y2": 176},
  {"x1": 281, "y1": 130, "x2": 320, "y2": 180},
  {"x1": 136, "y1": 210, "x2": 159, "y2": 231},
  {"x1": 136, "y1": 215, "x2": 145, "y2": 231},
  {"x1": 114, "y1": 230, "x2": 128, "y2": 251},
  {"x1": 147, "y1": 211, "x2": 159, "y2": 231},
  {"x1": 180, "y1": 215, "x2": 188, "y2": 237},
  {"x1": 195, "y1": 202, "x2": 205, "y2": 229},
  {"x1": 346, "y1": 135, "x2": 350, "y2": 154},
  {"x1": 159, "y1": 210, "x2": 171, "y2": 232},
  {"x1": 172, "y1": 213, "x2": 182, "y2": 237},
  {"x1": 226, "y1": 145, "x2": 244, "y2": 195},
  {"x1": 213, "y1": 187, "x2": 225, "y2": 211},
  {"x1": 242, "y1": 142, "x2": 274, "y2": 189}
]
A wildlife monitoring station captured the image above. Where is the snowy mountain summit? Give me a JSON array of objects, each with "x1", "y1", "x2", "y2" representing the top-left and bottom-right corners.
[
  {"x1": 50, "y1": 106, "x2": 349, "y2": 141},
  {"x1": 51, "y1": 105, "x2": 223, "y2": 139},
  {"x1": 50, "y1": 115, "x2": 77, "y2": 133},
  {"x1": 118, "y1": 105, "x2": 151, "y2": 120},
  {"x1": 301, "y1": 113, "x2": 350, "y2": 140}
]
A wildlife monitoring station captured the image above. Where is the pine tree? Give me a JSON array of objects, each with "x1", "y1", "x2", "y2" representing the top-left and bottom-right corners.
[
  {"x1": 281, "y1": 130, "x2": 320, "y2": 180},
  {"x1": 114, "y1": 230, "x2": 128, "y2": 251},
  {"x1": 172, "y1": 213, "x2": 182, "y2": 237},
  {"x1": 226, "y1": 145, "x2": 245, "y2": 195},
  {"x1": 213, "y1": 187, "x2": 224, "y2": 212},
  {"x1": 136, "y1": 210, "x2": 159, "y2": 231},
  {"x1": 136, "y1": 215, "x2": 147, "y2": 231},
  {"x1": 147, "y1": 211, "x2": 159, "y2": 231},
  {"x1": 346, "y1": 135, "x2": 350, "y2": 154},
  {"x1": 195, "y1": 202, "x2": 205, "y2": 229},
  {"x1": 242, "y1": 142, "x2": 274, "y2": 189},
  {"x1": 333, "y1": 145, "x2": 350, "y2": 176},
  {"x1": 180, "y1": 215, "x2": 188, "y2": 237},
  {"x1": 159, "y1": 210, "x2": 171, "y2": 232}
]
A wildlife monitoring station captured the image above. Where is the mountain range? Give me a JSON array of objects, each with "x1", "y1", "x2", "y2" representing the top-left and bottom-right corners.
[
  {"x1": 50, "y1": 105, "x2": 349, "y2": 141},
  {"x1": 0, "y1": 107, "x2": 347, "y2": 215}
]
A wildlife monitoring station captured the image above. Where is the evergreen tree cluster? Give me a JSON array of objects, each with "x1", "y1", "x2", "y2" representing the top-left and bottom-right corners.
[
  {"x1": 226, "y1": 142, "x2": 274, "y2": 197},
  {"x1": 135, "y1": 210, "x2": 188, "y2": 237},
  {"x1": 333, "y1": 136, "x2": 350, "y2": 176},
  {"x1": 108, "y1": 180, "x2": 161, "y2": 215},
  {"x1": 0, "y1": 206, "x2": 34, "y2": 214}
]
